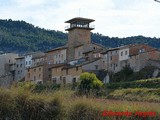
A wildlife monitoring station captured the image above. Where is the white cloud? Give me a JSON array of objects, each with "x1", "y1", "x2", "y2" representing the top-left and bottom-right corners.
[{"x1": 0, "y1": 0, "x2": 160, "y2": 37}]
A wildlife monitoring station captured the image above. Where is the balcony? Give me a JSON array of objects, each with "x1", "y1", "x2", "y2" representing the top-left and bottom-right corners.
[{"x1": 65, "y1": 24, "x2": 95, "y2": 31}]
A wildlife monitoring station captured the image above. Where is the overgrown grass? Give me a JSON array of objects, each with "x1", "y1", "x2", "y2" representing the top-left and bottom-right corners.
[
  {"x1": 0, "y1": 86, "x2": 160, "y2": 120},
  {"x1": 107, "y1": 88, "x2": 160, "y2": 103}
]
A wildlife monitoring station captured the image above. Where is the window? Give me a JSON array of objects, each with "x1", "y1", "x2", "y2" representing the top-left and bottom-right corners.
[
  {"x1": 17, "y1": 64, "x2": 19, "y2": 68},
  {"x1": 95, "y1": 65, "x2": 98, "y2": 70},
  {"x1": 52, "y1": 78, "x2": 57, "y2": 84},
  {"x1": 39, "y1": 74, "x2": 41, "y2": 78},
  {"x1": 39, "y1": 68, "x2": 41, "y2": 71},
  {"x1": 34, "y1": 69, "x2": 36, "y2": 72},
  {"x1": 29, "y1": 61, "x2": 31, "y2": 64},
  {"x1": 121, "y1": 51, "x2": 123, "y2": 56},
  {"x1": 9, "y1": 59, "x2": 11, "y2": 63},
  {"x1": 76, "y1": 66, "x2": 78, "y2": 71},
  {"x1": 26, "y1": 61, "x2": 28, "y2": 65},
  {"x1": 113, "y1": 64, "x2": 116, "y2": 70},
  {"x1": 110, "y1": 56, "x2": 112, "y2": 61},
  {"x1": 20, "y1": 64, "x2": 22, "y2": 67},
  {"x1": 139, "y1": 49, "x2": 142, "y2": 53},
  {"x1": 72, "y1": 78, "x2": 76, "y2": 84},
  {"x1": 111, "y1": 64, "x2": 112, "y2": 67},
  {"x1": 125, "y1": 51, "x2": 128, "y2": 55},
  {"x1": 34, "y1": 76, "x2": 36, "y2": 81},
  {"x1": 142, "y1": 48, "x2": 145, "y2": 52},
  {"x1": 18, "y1": 71, "x2": 20, "y2": 74},
  {"x1": 48, "y1": 75, "x2": 51, "y2": 80}
]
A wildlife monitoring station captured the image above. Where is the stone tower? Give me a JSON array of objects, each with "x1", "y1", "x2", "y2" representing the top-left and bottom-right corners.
[{"x1": 65, "y1": 17, "x2": 95, "y2": 61}]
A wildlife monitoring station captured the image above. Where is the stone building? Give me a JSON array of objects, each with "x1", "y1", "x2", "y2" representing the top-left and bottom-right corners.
[
  {"x1": 65, "y1": 17, "x2": 95, "y2": 62},
  {"x1": 51, "y1": 64, "x2": 82, "y2": 85},
  {"x1": 24, "y1": 17, "x2": 106, "y2": 84},
  {"x1": 46, "y1": 46, "x2": 67, "y2": 64},
  {"x1": 61, "y1": 65, "x2": 82, "y2": 84},
  {"x1": 51, "y1": 64, "x2": 68, "y2": 84},
  {"x1": 48, "y1": 17, "x2": 105, "y2": 84},
  {"x1": 25, "y1": 52, "x2": 45, "y2": 68},
  {"x1": 50, "y1": 58, "x2": 107, "y2": 85},
  {"x1": 25, "y1": 64, "x2": 51, "y2": 84},
  {"x1": 0, "y1": 53, "x2": 18, "y2": 87},
  {"x1": 32, "y1": 54, "x2": 46, "y2": 67},
  {"x1": 101, "y1": 45, "x2": 129, "y2": 73},
  {"x1": 14, "y1": 57, "x2": 25, "y2": 81},
  {"x1": 129, "y1": 44, "x2": 160, "y2": 72}
]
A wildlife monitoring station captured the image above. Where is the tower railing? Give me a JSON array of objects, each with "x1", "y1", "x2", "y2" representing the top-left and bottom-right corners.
[{"x1": 65, "y1": 24, "x2": 95, "y2": 30}]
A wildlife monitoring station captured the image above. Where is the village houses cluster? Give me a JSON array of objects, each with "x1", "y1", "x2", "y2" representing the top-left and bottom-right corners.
[{"x1": 0, "y1": 17, "x2": 160, "y2": 87}]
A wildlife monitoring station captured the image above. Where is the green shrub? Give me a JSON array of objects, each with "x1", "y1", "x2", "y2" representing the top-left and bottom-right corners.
[
  {"x1": 78, "y1": 72, "x2": 103, "y2": 96},
  {"x1": 13, "y1": 81, "x2": 61, "y2": 93}
]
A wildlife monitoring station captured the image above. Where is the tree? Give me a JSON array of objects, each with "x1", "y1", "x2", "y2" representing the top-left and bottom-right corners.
[
  {"x1": 112, "y1": 66, "x2": 133, "y2": 82},
  {"x1": 78, "y1": 72, "x2": 103, "y2": 96}
]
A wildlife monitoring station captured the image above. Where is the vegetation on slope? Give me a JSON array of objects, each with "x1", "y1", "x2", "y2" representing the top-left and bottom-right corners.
[
  {"x1": 0, "y1": 19, "x2": 67, "y2": 53},
  {"x1": 1, "y1": 19, "x2": 160, "y2": 53},
  {"x1": 107, "y1": 78, "x2": 160, "y2": 89}
]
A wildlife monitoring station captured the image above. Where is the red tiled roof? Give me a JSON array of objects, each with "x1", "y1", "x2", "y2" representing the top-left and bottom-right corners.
[{"x1": 129, "y1": 44, "x2": 157, "y2": 56}]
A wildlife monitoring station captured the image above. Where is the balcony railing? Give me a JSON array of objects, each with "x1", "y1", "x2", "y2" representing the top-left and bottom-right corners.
[{"x1": 65, "y1": 24, "x2": 95, "y2": 30}]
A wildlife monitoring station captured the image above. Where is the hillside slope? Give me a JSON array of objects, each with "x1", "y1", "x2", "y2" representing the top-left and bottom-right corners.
[
  {"x1": 0, "y1": 19, "x2": 67, "y2": 53},
  {"x1": 0, "y1": 19, "x2": 160, "y2": 53}
]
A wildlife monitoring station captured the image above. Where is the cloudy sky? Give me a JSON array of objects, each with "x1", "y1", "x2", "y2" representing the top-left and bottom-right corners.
[{"x1": 0, "y1": 0, "x2": 160, "y2": 38}]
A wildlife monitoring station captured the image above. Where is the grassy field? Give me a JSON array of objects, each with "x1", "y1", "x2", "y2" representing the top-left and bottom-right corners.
[{"x1": 0, "y1": 85, "x2": 160, "y2": 120}]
